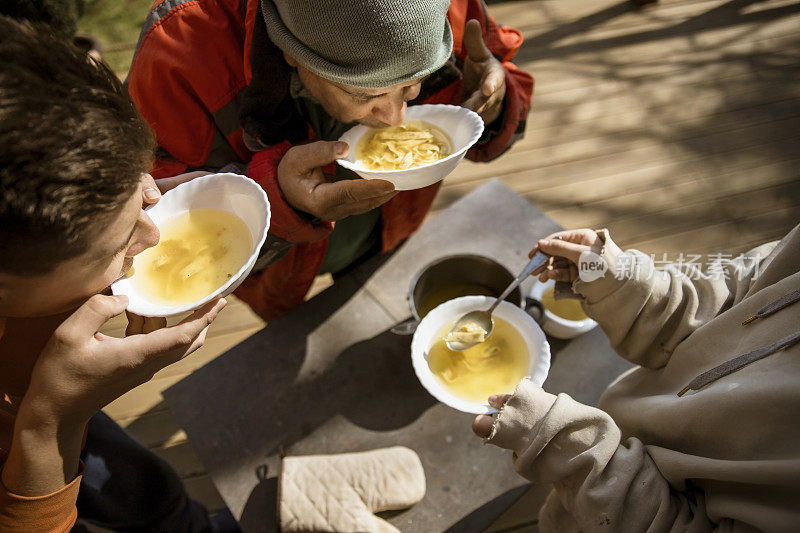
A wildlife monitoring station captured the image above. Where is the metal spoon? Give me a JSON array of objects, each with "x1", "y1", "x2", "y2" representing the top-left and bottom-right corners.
[{"x1": 446, "y1": 251, "x2": 549, "y2": 351}]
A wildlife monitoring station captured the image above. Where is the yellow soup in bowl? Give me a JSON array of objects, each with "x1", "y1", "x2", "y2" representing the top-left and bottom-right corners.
[
  {"x1": 540, "y1": 288, "x2": 588, "y2": 321},
  {"x1": 427, "y1": 317, "x2": 530, "y2": 402},
  {"x1": 132, "y1": 208, "x2": 252, "y2": 305}
]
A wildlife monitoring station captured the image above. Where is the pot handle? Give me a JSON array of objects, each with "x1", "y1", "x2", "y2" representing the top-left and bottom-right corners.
[
  {"x1": 524, "y1": 297, "x2": 546, "y2": 326},
  {"x1": 391, "y1": 317, "x2": 420, "y2": 335}
]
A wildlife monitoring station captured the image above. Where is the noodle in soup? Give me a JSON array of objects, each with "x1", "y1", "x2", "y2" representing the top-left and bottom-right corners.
[{"x1": 356, "y1": 120, "x2": 451, "y2": 170}]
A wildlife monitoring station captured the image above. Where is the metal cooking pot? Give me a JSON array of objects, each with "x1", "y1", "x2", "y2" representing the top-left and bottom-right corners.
[{"x1": 391, "y1": 254, "x2": 543, "y2": 335}]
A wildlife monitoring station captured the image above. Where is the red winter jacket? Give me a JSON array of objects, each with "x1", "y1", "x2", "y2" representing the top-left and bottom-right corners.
[{"x1": 128, "y1": 0, "x2": 533, "y2": 319}]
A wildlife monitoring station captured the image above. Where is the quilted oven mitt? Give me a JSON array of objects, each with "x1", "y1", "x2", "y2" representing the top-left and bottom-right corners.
[{"x1": 279, "y1": 446, "x2": 426, "y2": 532}]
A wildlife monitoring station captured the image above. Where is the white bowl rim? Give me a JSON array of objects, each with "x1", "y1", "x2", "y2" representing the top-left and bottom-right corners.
[
  {"x1": 529, "y1": 278, "x2": 598, "y2": 332},
  {"x1": 335, "y1": 104, "x2": 484, "y2": 174},
  {"x1": 112, "y1": 172, "x2": 270, "y2": 317},
  {"x1": 411, "y1": 295, "x2": 551, "y2": 415}
]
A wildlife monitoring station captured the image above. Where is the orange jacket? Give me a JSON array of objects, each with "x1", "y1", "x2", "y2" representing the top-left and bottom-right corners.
[{"x1": 128, "y1": 0, "x2": 533, "y2": 320}]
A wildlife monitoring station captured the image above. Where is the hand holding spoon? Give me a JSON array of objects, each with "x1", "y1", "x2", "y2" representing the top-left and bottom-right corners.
[{"x1": 446, "y1": 251, "x2": 550, "y2": 351}]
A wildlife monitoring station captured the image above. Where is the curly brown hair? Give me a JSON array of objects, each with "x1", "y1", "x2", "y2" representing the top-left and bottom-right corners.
[{"x1": 0, "y1": 15, "x2": 155, "y2": 275}]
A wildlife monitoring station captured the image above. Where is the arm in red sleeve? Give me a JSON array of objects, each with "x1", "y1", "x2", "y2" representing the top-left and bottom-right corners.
[
  {"x1": 453, "y1": 0, "x2": 534, "y2": 162},
  {"x1": 467, "y1": 61, "x2": 533, "y2": 161},
  {"x1": 126, "y1": 0, "x2": 251, "y2": 177},
  {"x1": 247, "y1": 142, "x2": 333, "y2": 244}
]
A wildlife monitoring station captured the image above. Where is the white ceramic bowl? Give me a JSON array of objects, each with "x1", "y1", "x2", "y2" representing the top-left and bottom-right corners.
[
  {"x1": 336, "y1": 104, "x2": 484, "y2": 190},
  {"x1": 411, "y1": 296, "x2": 551, "y2": 414},
  {"x1": 529, "y1": 279, "x2": 598, "y2": 339},
  {"x1": 111, "y1": 173, "x2": 270, "y2": 317}
]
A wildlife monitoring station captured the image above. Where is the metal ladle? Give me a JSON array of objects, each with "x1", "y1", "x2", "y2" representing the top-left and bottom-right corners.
[{"x1": 446, "y1": 251, "x2": 550, "y2": 351}]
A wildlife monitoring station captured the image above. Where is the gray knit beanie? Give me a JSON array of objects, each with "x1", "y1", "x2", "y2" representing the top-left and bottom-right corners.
[{"x1": 261, "y1": 0, "x2": 453, "y2": 89}]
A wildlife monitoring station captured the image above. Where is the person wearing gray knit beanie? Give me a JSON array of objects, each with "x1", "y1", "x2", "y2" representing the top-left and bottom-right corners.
[
  {"x1": 127, "y1": 0, "x2": 533, "y2": 319},
  {"x1": 259, "y1": 0, "x2": 510, "y2": 130},
  {"x1": 261, "y1": 0, "x2": 453, "y2": 90}
]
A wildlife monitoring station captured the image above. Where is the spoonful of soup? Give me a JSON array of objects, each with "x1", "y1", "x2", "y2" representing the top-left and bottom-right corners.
[{"x1": 445, "y1": 251, "x2": 550, "y2": 351}]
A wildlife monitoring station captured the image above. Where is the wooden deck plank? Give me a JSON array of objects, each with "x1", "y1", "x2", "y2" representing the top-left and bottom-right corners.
[
  {"x1": 151, "y1": 440, "x2": 207, "y2": 478},
  {"x1": 182, "y1": 474, "x2": 226, "y2": 514},
  {"x1": 114, "y1": 408, "x2": 187, "y2": 448},
  {"x1": 151, "y1": 325, "x2": 264, "y2": 380},
  {"x1": 513, "y1": 4, "x2": 800, "y2": 65},
  {"x1": 490, "y1": 0, "x2": 794, "y2": 36},
  {"x1": 532, "y1": 30, "x2": 800, "y2": 94},
  {"x1": 99, "y1": 295, "x2": 264, "y2": 340},
  {"x1": 598, "y1": 180, "x2": 800, "y2": 250},
  {"x1": 532, "y1": 4, "x2": 800, "y2": 50},
  {"x1": 536, "y1": 151, "x2": 800, "y2": 216},
  {"x1": 103, "y1": 325, "x2": 263, "y2": 419},
  {"x1": 442, "y1": 86, "x2": 800, "y2": 186},
  {"x1": 103, "y1": 375, "x2": 184, "y2": 421},
  {"x1": 542, "y1": 160, "x2": 800, "y2": 231},
  {"x1": 628, "y1": 201, "x2": 800, "y2": 253},
  {"x1": 435, "y1": 124, "x2": 800, "y2": 213},
  {"x1": 530, "y1": 65, "x2": 800, "y2": 120},
  {"x1": 443, "y1": 69, "x2": 800, "y2": 190}
]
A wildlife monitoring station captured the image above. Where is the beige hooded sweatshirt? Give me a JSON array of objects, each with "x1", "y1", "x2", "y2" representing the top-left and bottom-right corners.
[{"x1": 487, "y1": 224, "x2": 800, "y2": 532}]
